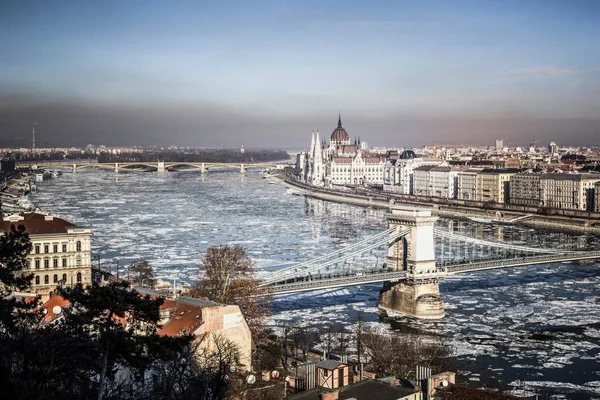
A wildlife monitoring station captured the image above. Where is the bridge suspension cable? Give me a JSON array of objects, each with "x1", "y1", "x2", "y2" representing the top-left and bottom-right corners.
[
  {"x1": 260, "y1": 228, "x2": 410, "y2": 286},
  {"x1": 433, "y1": 228, "x2": 567, "y2": 255},
  {"x1": 259, "y1": 229, "x2": 392, "y2": 283}
]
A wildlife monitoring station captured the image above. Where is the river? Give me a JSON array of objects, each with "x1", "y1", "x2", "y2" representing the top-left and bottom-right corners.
[{"x1": 31, "y1": 169, "x2": 600, "y2": 399}]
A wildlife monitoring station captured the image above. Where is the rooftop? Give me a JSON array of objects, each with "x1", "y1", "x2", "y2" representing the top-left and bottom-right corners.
[
  {"x1": 1, "y1": 212, "x2": 85, "y2": 235},
  {"x1": 42, "y1": 294, "x2": 71, "y2": 323},
  {"x1": 315, "y1": 360, "x2": 346, "y2": 370},
  {"x1": 434, "y1": 383, "x2": 526, "y2": 400},
  {"x1": 156, "y1": 297, "x2": 219, "y2": 337}
]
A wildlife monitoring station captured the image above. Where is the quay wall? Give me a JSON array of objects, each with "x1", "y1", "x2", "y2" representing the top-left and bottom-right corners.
[{"x1": 284, "y1": 179, "x2": 600, "y2": 234}]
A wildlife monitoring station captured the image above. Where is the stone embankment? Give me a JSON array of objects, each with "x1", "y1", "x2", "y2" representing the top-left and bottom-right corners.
[{"x1": 283, "y1": 179, "x2": 600, "y2": 234}]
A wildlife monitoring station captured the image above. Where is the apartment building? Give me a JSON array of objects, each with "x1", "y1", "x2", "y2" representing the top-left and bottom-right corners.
[
  {"x1": 596, "y1": 181, "x2": 600, "y2": 212},
  {"x1": 456, "y1": 169, "x2": 482, "y2": 200},
  {"x1": 509, "y1": 172, "x2": 543, "y2": 206},
  {"x1": 412, "y1": 165, "x2": 457, "y2": 198},
  {"x1": 476, "y1": 169, "x2": 518, "y2": 203},
  {"x1": 1, "y1": 212, "x2": 92, "y2": 297},
  {"x1": 383, "y1": 153, "x2": 442, "y2": 194},
  {"x1": 539, "y1": 174, "x2": 600, "y2": 211}
]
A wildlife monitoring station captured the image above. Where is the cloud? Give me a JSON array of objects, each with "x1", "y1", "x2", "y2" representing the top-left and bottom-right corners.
[{"x1": 504, "y1": 67, "x2": 580, "y2": 76}]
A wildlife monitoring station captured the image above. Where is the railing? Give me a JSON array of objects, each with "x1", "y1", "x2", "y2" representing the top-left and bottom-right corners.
[
  {"x1": 270, "y1": 270, "x2": 408, "y2": 294},
  {"x1": 446, "y1": 251, "x2": 600, "y2": 273}
]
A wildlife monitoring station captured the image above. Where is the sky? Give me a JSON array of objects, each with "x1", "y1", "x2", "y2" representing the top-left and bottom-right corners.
[{"x1": 1, "y1": 0, "x2": 599, "y2": 148}]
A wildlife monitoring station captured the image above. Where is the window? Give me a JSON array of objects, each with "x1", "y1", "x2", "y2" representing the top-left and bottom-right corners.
[
  {"x1": 62, "y1": 273, "x2": 67, "y2": 283},
  {"x1": 76, "y1": 241, "x2": 82, "y2": 252},
  {"x1": 76, "y1": 256, "x2": 82, "y2": 266},
  {"x1": 53, "y1": 244, "x2": 58, "y2": 253},
  {"x1": 62, "y1": 258, "x2": 67, "y2": 267},
  {"x1": 44, "y1": 245, "x2": 49, "y2": 253},
  {"x1": 53, "y1": 258, "x2": 58, "y2": 268},
  {"x1": 62, "y1": 244, "x2": 67, "y2": 253},
  {"x1": 35, "y1": 276, "x2": 40, "y2": 285},
  {"x1": 44, "y1": 275, "x2": 49, "y2": 284},
  {"x1": 35, "y1": 259, "x2": 40, "y2": 269},
  {"x1": 77, "y1": 272, "x2": 82, "y2": 283},
  {"x1": 35, "y1": 245, "x2": 40, "y2": 254},
  {"x1": 53, "y1": 274, "x2": 58, "y2": 283},
  {"x1": 44, "y1": 259, "x2": 49, "y2": 269}
]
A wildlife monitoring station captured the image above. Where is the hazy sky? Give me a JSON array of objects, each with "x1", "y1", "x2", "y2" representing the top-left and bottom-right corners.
[{"x1": 1, "y1": 0, "x2": 599, "y2": 148}]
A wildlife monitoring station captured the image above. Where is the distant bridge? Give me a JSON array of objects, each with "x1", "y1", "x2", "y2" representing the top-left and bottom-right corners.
[{"x1": 17, "y1": 160, "x2": 286, "y2": 173}]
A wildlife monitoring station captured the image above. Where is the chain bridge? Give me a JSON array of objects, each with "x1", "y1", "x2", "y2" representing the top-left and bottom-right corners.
[{"x1": 260, "y1": 207, "x2": 600, "y2": 319}]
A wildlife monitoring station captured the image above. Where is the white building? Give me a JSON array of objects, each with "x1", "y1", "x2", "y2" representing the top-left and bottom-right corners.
[
  {"x1": 510, "y1": 173, "x2": 599, "y2": 211},
  {"x1": 412, "y1": 164, "x2": 456, "y2": 198},
  {"x1": 383, "y1": 151, "x2": 442, "y2": 194},
  {"x1": 1, "y1": 212, "x2": 92, "y2": 297},
  {"x1": 301, "y1": 115, "x2": 384, "y2": 186},
  {"x1": 539, "y1": 174, "x2": 599, "y2": 211},
  {"x1": 456, "y1": 168, "x2": 482, "y2": 200}
]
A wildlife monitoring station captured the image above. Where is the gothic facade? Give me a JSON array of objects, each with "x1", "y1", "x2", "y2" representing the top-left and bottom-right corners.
[{"x1": 298, "y1": 115, "x2": 385, "y2": 186}]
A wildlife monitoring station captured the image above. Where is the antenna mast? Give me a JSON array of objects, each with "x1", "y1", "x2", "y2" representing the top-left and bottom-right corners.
[{"x1": 32, "y1": 122, "x2": 37, "y2": 151}]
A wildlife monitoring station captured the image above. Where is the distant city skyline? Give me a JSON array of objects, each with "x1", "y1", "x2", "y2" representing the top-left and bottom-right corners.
[{"x1": 1, "y1": 0, "x2": 599, "y2": 148}]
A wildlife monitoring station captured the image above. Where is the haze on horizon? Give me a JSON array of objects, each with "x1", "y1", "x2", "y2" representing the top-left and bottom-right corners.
[{"x1": 1, "y1": 0, "x2": 599, "y2": 149}]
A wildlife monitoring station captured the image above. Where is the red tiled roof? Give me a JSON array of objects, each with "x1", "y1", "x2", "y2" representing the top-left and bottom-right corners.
[
  {"x1": 340, "y1": 145, "x2": 358, "y2": 154},
  {"x1": 160, "y1": 299, "x2": 177, "y2": 310},
  {"x1": 364, "y1": 157, "x2": 382, "y2": 164},
  {"x1": 43, "y1": 294, "x2": 71, "y2": 323},
  {"x1": 2, "y1": 213, "x2": 78, "y2": 235},
  {"x1": 157, "y1": 302, "x2": 203, "y2": 337}
]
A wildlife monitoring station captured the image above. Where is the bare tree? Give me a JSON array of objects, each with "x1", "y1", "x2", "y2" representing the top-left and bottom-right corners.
[
  {"x1": 126, "y1": 260, "x2": 156, "y2": 288},
  {"x1": 360, "y1": 328, "x2": 453, "y2": 379},
  {"x1": 189, "y1": 245, "x2": 272, "y2": 334}
]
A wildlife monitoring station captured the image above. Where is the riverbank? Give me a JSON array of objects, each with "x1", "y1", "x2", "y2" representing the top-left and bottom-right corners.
[{"x1": 284, "y1": 179, "x2": 600, "y2": 234}]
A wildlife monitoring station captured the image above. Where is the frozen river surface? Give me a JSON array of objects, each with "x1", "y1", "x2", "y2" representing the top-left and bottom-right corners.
[{"x1": 32, "y1": 170, "x2": 600, "y2": 399}]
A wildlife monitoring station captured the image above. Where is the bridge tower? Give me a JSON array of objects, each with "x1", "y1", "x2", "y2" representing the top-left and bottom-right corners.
[{"x1": 379, "y1": 207, "x2": 445, "y2": 319}]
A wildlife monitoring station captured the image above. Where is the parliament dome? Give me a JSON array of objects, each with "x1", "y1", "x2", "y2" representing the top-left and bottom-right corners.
[{"x1": 330, "y1": 114, "x2": 350, "y2": 144}]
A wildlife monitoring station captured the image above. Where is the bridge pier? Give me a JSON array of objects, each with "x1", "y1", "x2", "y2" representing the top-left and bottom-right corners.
[
  {"x1": 240, "y1": 164, "x2": 246, "y2": 174},
  {"x1": 72, "y1": 164, "x2": 77, "y2": 173},
  {"x1": 201, "y1": 163, "x2": 207, "y2": 173},
  {"x1": 379, "y1": 281, "x2": 444, "y2": 319},
  {"x1": 378, "y1": 207, "x2": 445, "y2": 319},
  {"x1": 157, "y1": 161, "x2": 166, "y2": 173},
  {"x1": 114, "y1": 163, "x2": 119, "y2": 173}
]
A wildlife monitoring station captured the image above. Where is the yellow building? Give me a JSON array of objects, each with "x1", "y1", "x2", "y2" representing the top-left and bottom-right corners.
[
  {"x1": 1, "y1": 212, "x2": 92, "y2": 297},
  {"x1": 476, "y1": 169, "x2": 518, "y2": 203}
]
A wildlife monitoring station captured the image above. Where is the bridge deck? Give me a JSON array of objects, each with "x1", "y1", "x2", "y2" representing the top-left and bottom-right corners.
[
  {"x1": 270, "y1": 271, "x2": 407, "y2": 295},
  {"x1": 269, "y1": 252, "x2": 600, "y2": 295}
]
